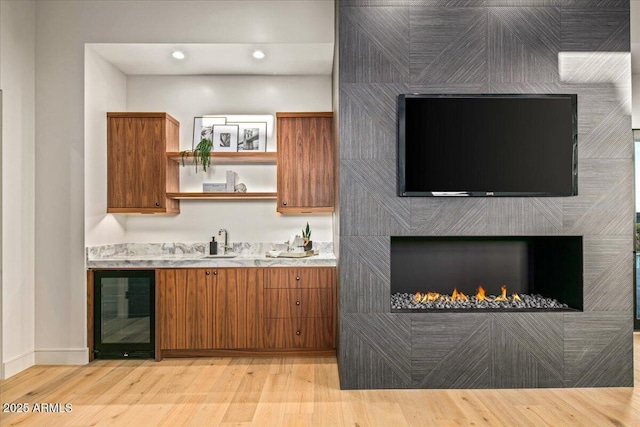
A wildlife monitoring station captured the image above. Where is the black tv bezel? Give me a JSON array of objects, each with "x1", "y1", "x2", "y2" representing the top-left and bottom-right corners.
[{"x1": 397, "y1": 93, "x2": 578, "y2": 197}]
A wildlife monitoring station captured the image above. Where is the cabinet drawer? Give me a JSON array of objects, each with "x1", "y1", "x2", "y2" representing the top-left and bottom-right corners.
[
  {"x1": 265, "y1": 267, "x2": 334, "y2": 289},
  {"x1": 264, "y1": 289, "x2": 332, "y2": 318},
  {"x1": 264, "y1": 318, "x2": 334, "y2": 349}
]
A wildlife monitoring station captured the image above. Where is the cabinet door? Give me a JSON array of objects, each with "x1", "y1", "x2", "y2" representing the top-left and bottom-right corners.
[
  {"x1": 107, "y1": 113, "x2": 180, "y2": 214},
  {"x1": 107, "y1": 116, "x2": 137, "y2": 209},
  {"x1": 213, "y1": 268, "x2": 264, "y2": 349},
  {"x1": 135, "y1": 117, "x2": 166, "y2": 209},
  {"x1": 157, "y1": 269, "x2": 214, "y2": 350},
  {"x1": 276, "y1": 113, "x2": 334, "y2": 213}
]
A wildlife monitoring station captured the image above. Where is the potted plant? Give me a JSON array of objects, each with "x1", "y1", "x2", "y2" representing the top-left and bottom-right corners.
[
  {"x1": 181, "y1": 129, "x2": 213, "y2": 172},
  {"x1": 302, "y1": 222, "x2": 312, "y2": 251}
]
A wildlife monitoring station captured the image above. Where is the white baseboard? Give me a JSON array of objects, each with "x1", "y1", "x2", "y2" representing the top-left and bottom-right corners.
[
  {"x1": 34, "y1": 348, "x2": 89, "y2": 365},
  {"x1": 3, "y1": 350, "x2": 35, "y2": 379}
]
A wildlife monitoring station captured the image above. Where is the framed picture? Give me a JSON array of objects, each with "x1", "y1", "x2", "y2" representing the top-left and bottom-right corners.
[
  {"x1": 232, "y1": 122, "x2": 267, "y2": 152},
  {"x1": 193, "y1": 116, "x2": 226, "y2": 150},
  {"x1": 193, "y1": 115, "x2": 274, "y2": 151},
  {"x1": 212, "y1": 124, "x2": 239, "y2": 152}
]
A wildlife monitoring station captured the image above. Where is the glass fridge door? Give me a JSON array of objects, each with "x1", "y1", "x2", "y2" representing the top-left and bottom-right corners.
[{"x1": 94, "y1": 270, "x2": 155, "y2": 358}]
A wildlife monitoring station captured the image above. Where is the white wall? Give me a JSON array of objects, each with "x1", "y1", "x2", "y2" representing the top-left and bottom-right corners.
[
  {"x1": 332, "y1": 3, "x2": 340, "y2": 259},
  {"x1": 32, "y1": 0, "x2": 333, "y2": 373},
  {"x1": 634, "y1": 74, "x2": 640, "y2": 128},
  {"x1": 120, "y1": 75, "x2": 333, "y2": 244},
  {"x1": 0, "y1": 0, "x2": 3, "y2": 381},
  {"x1": 0, "y1": 0, "x2": 36, "y2": 378},
  {"x1": 632, "y1": 0, "x2": 640, "y2": 44},
  {"x1": 632, "y1": 1, "x2": 640, "y2": 127},
  {"x1": 84, "y1": 47, "x2": 128, "y2": 247}
]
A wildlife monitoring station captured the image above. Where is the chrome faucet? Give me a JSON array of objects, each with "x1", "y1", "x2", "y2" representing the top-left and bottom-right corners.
[{"x1": 217, "y1": 229, "x2": 228, "y2": 255}]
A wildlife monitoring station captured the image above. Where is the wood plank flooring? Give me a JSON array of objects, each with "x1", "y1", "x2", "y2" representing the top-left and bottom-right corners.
[{"x1": 1, "y1": 333, "x2": 640, "y2": 426}]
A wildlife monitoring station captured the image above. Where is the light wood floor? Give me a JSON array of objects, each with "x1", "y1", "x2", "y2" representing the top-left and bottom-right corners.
[{"x1": 1, "y1": 335, "x2": 640, "y2": 426}]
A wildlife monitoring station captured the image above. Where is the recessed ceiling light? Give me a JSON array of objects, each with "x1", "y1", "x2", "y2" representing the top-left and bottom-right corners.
[
  {"x1": 252, "y1": 50, "x2": 266, "y2": 60},
  {"x1": 172, "y1": 51, "x2": 185, "y2": 60}
]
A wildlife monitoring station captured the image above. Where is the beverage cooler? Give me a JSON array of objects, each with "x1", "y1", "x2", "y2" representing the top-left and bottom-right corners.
[{"x1": 93, "y1": 270, "x2": 155, "y2": 359}]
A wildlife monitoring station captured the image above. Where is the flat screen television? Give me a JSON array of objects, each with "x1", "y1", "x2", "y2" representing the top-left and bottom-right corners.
[{"x1": 398, "y1": 94, "x2": 578, "y2": 197}]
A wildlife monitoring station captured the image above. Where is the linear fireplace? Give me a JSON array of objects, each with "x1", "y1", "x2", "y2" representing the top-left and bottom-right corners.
[{"x1": 390, "y1": 236, "x2": 583, "y2": 312}]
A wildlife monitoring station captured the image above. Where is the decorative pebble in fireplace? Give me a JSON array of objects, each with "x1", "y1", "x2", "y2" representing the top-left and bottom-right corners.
[
  {"x1": 390, "y1": 236, "x2": 583, "y2": 312},
  {"x1": 391, "y1": 285, "x2": 569, "y2": 311}
]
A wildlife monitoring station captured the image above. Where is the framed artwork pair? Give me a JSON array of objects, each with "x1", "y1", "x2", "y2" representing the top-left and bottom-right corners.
[{"x1": 193, "y1": 115, "x2": 271, "y2": 152}]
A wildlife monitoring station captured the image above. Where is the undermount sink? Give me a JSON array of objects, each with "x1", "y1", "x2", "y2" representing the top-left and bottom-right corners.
[{"x1": 201, "y1": 254, "x2": 237, "y2": 259}]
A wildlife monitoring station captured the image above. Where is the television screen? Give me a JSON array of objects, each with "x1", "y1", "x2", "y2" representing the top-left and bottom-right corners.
[{"x1": 398, "y1": 94, "x2": 577, "y2": 197}]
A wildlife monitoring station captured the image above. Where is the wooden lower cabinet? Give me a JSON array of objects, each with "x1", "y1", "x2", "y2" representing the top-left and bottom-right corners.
[
  {"x1": 157, "y1": 269, "x2": 212, "y2": 350},
  {"x1": 214, "y1": 268, "x2": 263, "y2": 349},
  {"x1": 156, "y1": 266, "x2": 334, "y2": 358},
  {"x1": 264, "y1": 267, "x2": 335, "y2": 350}
]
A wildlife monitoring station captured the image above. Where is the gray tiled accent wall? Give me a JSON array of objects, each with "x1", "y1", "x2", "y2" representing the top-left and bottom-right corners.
[{"x1": 337, "y1": 0, "x2": 633, "y2": 388}]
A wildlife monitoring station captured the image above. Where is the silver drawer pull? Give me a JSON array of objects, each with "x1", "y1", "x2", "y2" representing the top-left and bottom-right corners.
[{"x1": 296, "y1": 330, "x2": 301, "y2": 335}]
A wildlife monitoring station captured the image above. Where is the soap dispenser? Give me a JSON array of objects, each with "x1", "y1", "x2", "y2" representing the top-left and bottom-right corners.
[{"x1": 209, "y1": 237, "x2": 217, "y2": 255}]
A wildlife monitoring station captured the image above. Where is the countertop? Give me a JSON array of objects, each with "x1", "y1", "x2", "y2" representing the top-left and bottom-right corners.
[
  {"x1": 87, "y1": 252, "x2": 337, "y2": 269},
  {"x1": 86, "y1": 242, "x2": 336, "y2": 269}
]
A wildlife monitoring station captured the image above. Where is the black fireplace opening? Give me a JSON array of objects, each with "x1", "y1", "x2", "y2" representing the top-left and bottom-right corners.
[{"x1": 390, "y1": 236, "x2": 583, "y2": 312}]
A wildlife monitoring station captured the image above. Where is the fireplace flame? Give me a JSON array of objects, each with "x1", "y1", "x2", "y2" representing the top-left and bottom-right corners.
[
  {"x1": 451, "y1": 288, "x2": 468, "y2": 302},
  {"x1": 476, "y1": 286, "x2": 487, "y2": 301},
  {"x1": 494, "y1": 285, "x2": 508, "y2": 302},
  {"x1": 427, "y1": 292, "x2": 440, "y2": 302},
  {"x1": 413, "y1": 291, "x2": 441, "y2": 303},
  {"x1": 412, "y1": 285, "x2": 524, "y2": 306},
  {"x1": 413, "y1": 292, "x2": 421, "y2": 303}
]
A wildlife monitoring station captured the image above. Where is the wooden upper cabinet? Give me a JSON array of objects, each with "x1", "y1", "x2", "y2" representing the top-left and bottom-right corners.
[
  {"x1": 107, "y1": 112, "x2": 180, "y2": 214},
  {"x1": 276, "y1": 112, "x2": 334, "y2": 214}
]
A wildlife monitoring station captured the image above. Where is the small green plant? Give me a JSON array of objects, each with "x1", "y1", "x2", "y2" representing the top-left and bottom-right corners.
[
  {"x1": 302, "y1": 222, "x2": 311, "y2": 241},
  {"x1": 181, "y1": 137, "x2": 213, "y2": 172}
]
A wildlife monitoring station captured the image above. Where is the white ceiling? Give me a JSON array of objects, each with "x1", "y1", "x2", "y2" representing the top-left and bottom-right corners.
[{"x1": 89, "y1": 43, "x2": 334, "y2": 76}]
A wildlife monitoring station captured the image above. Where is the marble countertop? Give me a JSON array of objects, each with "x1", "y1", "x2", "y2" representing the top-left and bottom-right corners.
[
  {"x1": 86, "y1": 242, "x2": 336, "y2": 269},
  {"x1": 87, "y1": 252, "x2": 337, "y2": 269}
]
